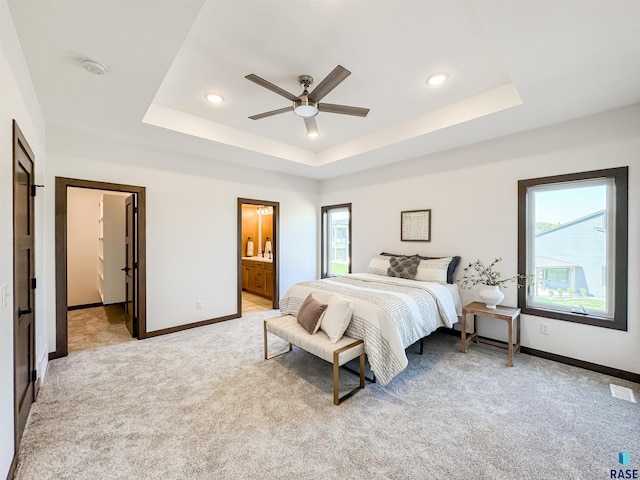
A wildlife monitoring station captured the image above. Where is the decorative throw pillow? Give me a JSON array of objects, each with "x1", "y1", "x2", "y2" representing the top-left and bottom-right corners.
[
  {"x1": 415, "y1": 257, "x2": 452, "y2": 283},
  {"x1": 320, "y1": 295, "x2": 354, "y2": 343},
  {"x1": 310, "y1": 290, "x2": 332, "y2": 305},
  {"x1": 419, "y1": 255, "x2": 460, "y2": 284},
  {"x1": 367, "y1": 255, "x2": 390, "y2": 276},
  {"x1": 387, "y1": 256, "x2": 420, "y2": 279},
  {"x1": 296, "y1": 294, "x2": 327, "y2": 334},
  {"x1": 380, "y1": 253, "x2": 461, "y2": 283}
]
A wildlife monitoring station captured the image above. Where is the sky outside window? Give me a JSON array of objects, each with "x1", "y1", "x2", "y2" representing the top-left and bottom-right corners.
[{"x1": 535, "y1": 183, "x2": 607, "y2": 224}]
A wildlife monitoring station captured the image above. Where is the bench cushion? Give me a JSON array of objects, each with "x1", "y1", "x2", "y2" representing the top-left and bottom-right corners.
[{"x1": 266, "y1": 315, "x2": 364, "y2": 365}]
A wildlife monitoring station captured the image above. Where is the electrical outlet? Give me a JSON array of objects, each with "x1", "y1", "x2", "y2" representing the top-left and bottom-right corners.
[
  {"x1": 196, "y1": 300, "x2": 203, "y2": 310},
  {"x1": 540, "y1": 323, "x2": 550, "y2": 335}
]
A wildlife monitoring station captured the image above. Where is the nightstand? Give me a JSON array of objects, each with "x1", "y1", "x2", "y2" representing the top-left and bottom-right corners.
[{"x1": 460, "y1": 302, "x2": 522, "y2": 367}]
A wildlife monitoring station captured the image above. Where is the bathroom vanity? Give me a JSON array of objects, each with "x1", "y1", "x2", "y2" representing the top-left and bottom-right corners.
[{"x1": 241, "y1": 256, "x2": 274, "y2": 299}]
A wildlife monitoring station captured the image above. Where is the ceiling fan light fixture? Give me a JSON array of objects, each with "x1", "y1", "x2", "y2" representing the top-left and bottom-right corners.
[
  {"x1": 295, "y1": 105, "x2": 318, "y2": 117},
  {"x1": 205, "y1": 93, "x2": 224, "y2": 104},
  {"x1": 245, "y1": 66, "x2": 368, "y2": 135},
  {"x1": 293, "y1": 97, "x2": 318, "y2": 118},
  {"x1": 426, "y1": 72, "x2": 449, "y2": 86}
]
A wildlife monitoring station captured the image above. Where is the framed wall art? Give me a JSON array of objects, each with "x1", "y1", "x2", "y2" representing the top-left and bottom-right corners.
[{"x1": 401, "y1": 209, "x2": 431, "y2": 242}]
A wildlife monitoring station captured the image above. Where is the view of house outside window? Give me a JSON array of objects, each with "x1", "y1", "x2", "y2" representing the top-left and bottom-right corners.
[
  {"x1": 527, "y1": 179, "x2": 613, "y2": 318},
  {"x1": 519, "y1": 166, "x2": 628, "y2": 331}
]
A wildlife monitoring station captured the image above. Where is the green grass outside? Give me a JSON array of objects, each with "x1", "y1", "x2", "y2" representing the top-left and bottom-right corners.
[
  {"x1": 330, "y1": 262, "x2": 349, "y2": 275},
  {"x1": 534, "y1": 296, "x2": 606, "y2": 310}
]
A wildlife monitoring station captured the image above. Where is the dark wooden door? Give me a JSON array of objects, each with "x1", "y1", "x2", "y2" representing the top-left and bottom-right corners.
[
  {"x1": 124, "y1": 195, "x2": 137, "y2": 337},
  {"x1": 13, "y1": 122, "x2": 36, "y2": 449}
]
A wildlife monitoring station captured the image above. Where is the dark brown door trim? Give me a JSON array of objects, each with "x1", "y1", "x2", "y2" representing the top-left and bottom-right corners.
[
  {"x1": 237, "y1": 198, "x2": 280, "y2": 314},
  {"x1": 53, "y1": 177, "x2": 147, "y2": 359},
  {"x1": 13, "y1": 120, "x2": 36, "y2": 454}
]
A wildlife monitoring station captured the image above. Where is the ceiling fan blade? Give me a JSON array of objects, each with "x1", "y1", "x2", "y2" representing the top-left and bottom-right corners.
[
  {"x1": 245, "y1": 74, "x2": 299, "y2": 102},
  {"x1": 249, "y1": 106, "x2": 293, "y2": 120},
  {"x1": 304, "y1": 117, "x2": 319, "y2": 136},
  {"x1": 318, "y1": 103, "x2": 370, "y2": 117},
  {"x1": 308, "y1": 65, "x2": 351, "y2": 103}
]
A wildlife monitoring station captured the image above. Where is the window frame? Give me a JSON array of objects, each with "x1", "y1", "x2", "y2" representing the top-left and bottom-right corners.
[
  {"x1": 321, "y1": 203, "x2": 352, "y2": 279},
  {"x1": 517, "y1": 167, "x2": 628, "y2": 331}
]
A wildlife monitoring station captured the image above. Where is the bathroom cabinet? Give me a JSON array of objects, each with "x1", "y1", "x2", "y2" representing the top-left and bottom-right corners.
[{"x1": 242, "y1": 258, "x2": 274, "y2": 299}]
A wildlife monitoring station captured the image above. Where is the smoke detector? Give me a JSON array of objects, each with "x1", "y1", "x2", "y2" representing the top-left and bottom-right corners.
[{"x1": 82, "y1": 60, "x2": 107, "y2": 75}]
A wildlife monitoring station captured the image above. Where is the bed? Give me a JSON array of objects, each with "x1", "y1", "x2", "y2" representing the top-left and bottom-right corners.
[{"x1": 279, "y1": 256, "x2": 462, "y2": 386}]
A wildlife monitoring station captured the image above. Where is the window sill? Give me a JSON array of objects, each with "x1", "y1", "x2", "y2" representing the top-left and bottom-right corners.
[{"x1": 520, "y1": 306, "x2": 626, "y2": 331}]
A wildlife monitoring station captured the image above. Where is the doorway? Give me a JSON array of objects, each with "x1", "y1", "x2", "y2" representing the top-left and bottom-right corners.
[
  {"x1": 53, "y1": 177, "x2": 147, "y2": 359},
  {"x1": 66, "y1": 188, "x2": 133, "y2": 353},
  {"x1": 237, "y1": 198, "x2": 279, "y2": 314}
]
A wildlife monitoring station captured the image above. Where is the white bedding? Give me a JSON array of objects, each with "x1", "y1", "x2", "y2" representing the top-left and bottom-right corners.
[{"x1": 279, "y1": 273, "x2": 461, "y2": 385}]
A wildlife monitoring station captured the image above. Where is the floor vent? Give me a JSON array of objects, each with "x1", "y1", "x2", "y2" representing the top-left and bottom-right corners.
[{"x1": 610, "y1": 384, "x2": 636, "y2": 403}]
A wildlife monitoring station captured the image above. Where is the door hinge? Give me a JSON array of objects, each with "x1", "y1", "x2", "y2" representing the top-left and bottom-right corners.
[
  {"x1": 31, "y1": 278, "x2": 37, "y2": 289},
  {"x1": 133, "y1": 206, "x2": 138, "y2": 214},
  {"x1": 31, "y1": 370, "x2": 37, "y2": 382},
  {"x1": 31, "y1": 184, "x2": 44, "y2": 196},
  {"x1": 134, "y1": 262, "x2": 138, "y2": 269}
]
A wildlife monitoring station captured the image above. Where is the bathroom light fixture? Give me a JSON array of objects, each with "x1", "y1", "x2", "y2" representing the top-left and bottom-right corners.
[
  {"x1": 426, "y1": 72, "x2": 449, "y2": 86},
  {"x1": 257, "y1": 206, "x2": 273, "y2": 215},
  {"x1": 83, "y1": 59, "x2": 106, "y2": 75},
  {"x1": 205, "y1": 93, "x2": 224, "y2": 104}
]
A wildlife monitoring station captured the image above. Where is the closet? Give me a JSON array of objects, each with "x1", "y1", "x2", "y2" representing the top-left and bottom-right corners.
[{"x1": 97, "y1": 194, "x2": 127, "y2": 304}]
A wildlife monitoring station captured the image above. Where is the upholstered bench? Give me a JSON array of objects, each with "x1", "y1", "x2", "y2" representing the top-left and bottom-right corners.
[{"x1": 263, "y1": 315, "x2": 365, "y2": 405}]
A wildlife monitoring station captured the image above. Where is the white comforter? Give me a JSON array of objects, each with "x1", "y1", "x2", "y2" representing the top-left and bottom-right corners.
[{"x1": 279, "y1": 273, "x2": 460, "y2": 385}]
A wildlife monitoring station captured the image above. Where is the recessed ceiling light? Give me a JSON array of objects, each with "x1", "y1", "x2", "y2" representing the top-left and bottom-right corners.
[
  {"x1": 306, "y1": 131, "x2": 319, "y2": 138},
  {"x1": 426, "y1": 72, "x2": 449, "y2": 86},
  {"x1": 83, "y1": 59, "x2": 106, "y2": 75},
  {"x1": 205, "y1": 93, "x2": 224, "y2": 104}
]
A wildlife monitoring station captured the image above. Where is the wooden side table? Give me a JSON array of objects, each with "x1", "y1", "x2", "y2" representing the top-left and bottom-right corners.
[{"x1": 460, "y1": 302, "x2": 522, "y2": 367}]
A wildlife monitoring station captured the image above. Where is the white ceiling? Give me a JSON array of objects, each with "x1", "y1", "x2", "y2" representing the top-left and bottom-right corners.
[{"x1": 8, "y1": 0, "x2": 640, "y2": 179}]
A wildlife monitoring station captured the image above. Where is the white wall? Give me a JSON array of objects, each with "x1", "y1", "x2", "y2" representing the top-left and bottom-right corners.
[
  {"x1": 320, "y1": 104, "x2": 640, "y2": 374},
  {"x1": 67, "y1": 188, "x2": 102, "y2": 306},
  {"x1": 0, "y1": 0, "x2": 47, "y2": 476},
  {"x1": 44, "y1": 126, "x2": 319, "y2": 347}
]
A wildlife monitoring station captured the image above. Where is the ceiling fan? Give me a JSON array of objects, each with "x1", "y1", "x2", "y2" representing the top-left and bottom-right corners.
[{"x1": 245, "y1": 65, "x2": 370, "y2": 137}]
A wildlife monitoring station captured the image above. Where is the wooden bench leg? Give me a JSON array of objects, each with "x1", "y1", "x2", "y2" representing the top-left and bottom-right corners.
[
  {"x1": 333, "y1": 340, "x2": 365, "y2": 406},
  {"x1": 263, "y1": 319, "x2": 292, "y2": 360}
]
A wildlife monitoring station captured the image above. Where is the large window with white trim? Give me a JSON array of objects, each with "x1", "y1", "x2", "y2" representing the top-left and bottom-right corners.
[{"x1": 518, "y1": 167, "x2": 628, "y2": 330}]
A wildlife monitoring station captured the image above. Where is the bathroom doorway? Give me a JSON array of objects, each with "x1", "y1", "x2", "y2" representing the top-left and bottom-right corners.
[{"x1": 237, "y1": 198, "x2": 279, "y2": 314}]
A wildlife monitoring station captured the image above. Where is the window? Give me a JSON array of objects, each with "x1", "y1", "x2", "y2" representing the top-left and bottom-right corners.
[
  {"x1": 321, "y1": 203, "x2": 351, "y2": 278},
  {"x1": 518, "y1": 167, "x2": 628, "y2": 330}
]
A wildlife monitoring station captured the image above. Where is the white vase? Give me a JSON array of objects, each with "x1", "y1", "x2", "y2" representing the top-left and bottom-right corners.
[{"x1": 478, "y1": 285, "x2": 504, "y2": 309}]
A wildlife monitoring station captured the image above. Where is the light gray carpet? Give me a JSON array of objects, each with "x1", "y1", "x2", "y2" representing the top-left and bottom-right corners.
[
  {"x1": 67, "y1": 305, "x2": 134, "y2": 353},
  {"x1": 15, "y1": 310, "x2": 639, "y2": 480}
]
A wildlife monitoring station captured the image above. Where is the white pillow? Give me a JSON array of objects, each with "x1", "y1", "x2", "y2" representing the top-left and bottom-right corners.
[
  {"x1": 320, "y1": 295, "x2": 354, "y2": 343},
  {"x1": 414, "y1": 257, "x2": 452, "y2": 283},
  {"x1": 367, "y1": 255, "x2": 389, "y2": 276},
  {"x1": 311, "y1": 290, "x2": 332, "y2": 304}
]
